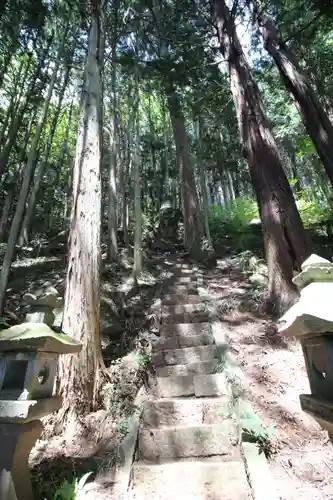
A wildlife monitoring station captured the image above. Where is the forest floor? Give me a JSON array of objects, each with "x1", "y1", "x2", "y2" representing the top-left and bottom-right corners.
[{"x1": 3, "y1": 248, "x2": 333, "y2": 499}]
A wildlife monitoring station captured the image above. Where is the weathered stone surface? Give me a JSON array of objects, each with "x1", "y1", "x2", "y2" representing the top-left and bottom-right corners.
[
  {"x1": 26, "y1": 309, "x2": 55, "y2": 326},
  {"x1": 194, "y1": 373, "x2": 230, "y2": 397},
  {"x1": 162, "y1": 294, "x2": 201, "y2": 305},
  {"x1": 211, "y1": 321, "x2": 229, "y2": 347},
  {"x1": 163, "y1": 304, "x2": 206, "y2": 316},
  {"x1": 132, "y1": 461, "x2": 251, "y2": 500},
  {"x1": 138, "y1": 421, "x2": 238, "y2": 460},
  {"x1": 163, "y1": 345, "x2": 217, "y2": 365},
  {"x1": 160, "y1": 322, "x2": 211, "y2": 338},
  {"x1": 301, "y1": 254, "x2": 332, "y2": 271},
  {"x1": 0, "y1": 420, "x2": 43, "y2": 500},
  {"x1": 293, "y1": 265, "x2": 333, "y2": 290},
  {"x1": 242, "y1": 442, "x2": 276, "y2": 500},
  {"x1": 0, "y1": 350, "x2": 58, "y2": 400},
  {"x1": 156, "y1": 360, "x2": 218, "y2": 377},
  {"x1": 133, "y1": 459, "x2": 247, "y2": 496},
  {"x1": 153, "y1": 375, "x2": 194, "y2": 398},
  {"x1": 153, "y1": 332, "x2": 213, "y2": 352},
  {"x1": 162, "y1": 310, "x2": 210, "y2": 324},
  {"x1": 278, "y1": 281, "x2": 333, "y2": 337},
  {"x1": 0, "y1": 323, "x2": 81, "y2": 353},
  {"x1": 142, "y1": 397, "x2": 231, "y2": 428},
  {"x1": 0, "y1": 397, "x2": 61, "y2": 423}
]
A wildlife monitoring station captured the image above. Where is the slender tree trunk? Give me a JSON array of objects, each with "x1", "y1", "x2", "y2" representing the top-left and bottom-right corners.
[
  {"x1": 0, "y1": 45, "x2": 60, "y2": 313},
  {"x1": 0, "y1": 45, "x2": 48, "y2": 179},
  {"x1": 133, "y1": 71, "x2": 142, "y2": 281},
  {"x1": 197, "y1": 118, "x2": 213, "y2": 248},
  {"x1": 165, "y1": 81, "x2": 203, "y2": 255},
  {"x1": 57, "y1": 5, "x2": 103, "y2": 413},
  {"x1": 107, "y1": 36, "x2": 118, "y2": 261},
  {"x1": 19, "y1": 63, "x2": 71, "y2": 244},
  {"x1": 0, "y1": 186, "x2": 14, "y2": 240},
  {"x1": 255, "y1": 4, "x2": 333, "y2": 188},
  {"x1": 214, "y1": 0, "x2": 311, "y2": 310}
]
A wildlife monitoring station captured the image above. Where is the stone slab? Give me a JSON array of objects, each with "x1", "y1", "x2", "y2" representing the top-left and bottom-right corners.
[
  {"x1": 153, "y1": 332, "x2": 213, "y2": 351},
  {"x1": 138, "y1": 421, "x2": 239, "y2": 460},
  {"x1": 0, "y1": 397, "x2": 61, "y2": 423},
  {"x1": 163, "y1": 304, "x2": 206, "y2": 316},
  {"x1": 153, "y1": 375, "x2": 194, "y2": 398},
  {"x1": 161, "y1": 311, "x2": 210, "y2": 324},
  {"x1": 166, "y1": 285, "x2": 198, "y2": 295},
  {"x1": 142, "y1": 397, "x2": 231, "y2": 427},
  {"x1": 163, "y1": 345, "x2": 217, "y2": 365},
  {"x1": 132, "y1": 461, "x2": 252, "y2": 499},
  {"x1": 160, "y1": 322, "x2": 211, "y2": 338},
  {"x1": 194, "y1": 373, "x2": 230, "y2": 397},
  {"x1": 156, "y1": 360, "x2": 218, "y2": 377},
  {"x1": 242, "y1": 442, "x2": 276, "y2": 500},
  {"x1": 0, "y1": 323, "x2": 81, "y2": 353},
  {"x1": 162, "y1": 295, "x2": 202, "y2": 305}
]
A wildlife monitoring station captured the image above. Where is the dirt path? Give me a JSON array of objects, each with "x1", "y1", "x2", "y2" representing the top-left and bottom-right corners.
[{"x1": 203, "y1": 257, "x2": 333, "y2": 500}]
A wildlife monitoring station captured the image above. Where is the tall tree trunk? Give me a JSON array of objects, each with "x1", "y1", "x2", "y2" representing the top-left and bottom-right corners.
[
  {"x1": 197, "y1": 118, "x2": 213, "y2": 248},
  {"x1": 19, "y1": 63, "x2": 71, "y2": 244},
  {"x1": 214, "y1": 0, "x2": 311, "y2": 310},
  {"x1": 133, "y1": 71, "x2": 142, "y2": 281},
  {"x1": 0, "y1": 45, "x2": 60, "y2": 313},
  {"x1": 57, "y1": 5, "x2": 103, "y2": 413},
  {"x1": 107, "y1": 34, "x2": 118, "y2": 261},
  {"x1": 165, "y1": 81, "x2": 203, "y2": 256},
  {"x1": 255, "y1": 4, "x2": 333, "y2": 188}
]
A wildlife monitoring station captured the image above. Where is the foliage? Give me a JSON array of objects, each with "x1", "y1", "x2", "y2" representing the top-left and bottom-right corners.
[
  {"x1": 241, "y1": 410, "x2": 276, "y2": 458},
  {"x1": 51, "y1": 472, "x2": 92, "y2": 500}
]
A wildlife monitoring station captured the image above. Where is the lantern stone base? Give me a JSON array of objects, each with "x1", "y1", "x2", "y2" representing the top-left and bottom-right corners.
[
  {"x1": 0, "y1": 420, "x2": 43, "y2": 500},
  {"x1": 300, "y1": 394, "x2": 333, "y2": 434}
]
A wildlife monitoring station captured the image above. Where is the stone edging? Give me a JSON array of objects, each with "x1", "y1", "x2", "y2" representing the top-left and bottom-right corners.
[
  {"x1": 241, "y1": 441, "x2": 276, "y2": 500},
  {"x1": 112, "y1": 282, "x2": 163, "y2": 498}
]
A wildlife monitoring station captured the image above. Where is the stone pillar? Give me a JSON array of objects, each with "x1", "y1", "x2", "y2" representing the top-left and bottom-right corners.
[{"x1": 278, "y1": 254, "x2": 333, "y2": 436}]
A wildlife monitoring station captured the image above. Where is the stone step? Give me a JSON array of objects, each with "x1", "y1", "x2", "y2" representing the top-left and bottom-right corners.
[
  {"x1": 173, "y1": 276, "x2": 195, "y2": 284},
  {"x1": 131, "y1": 461, "x2": 252, "y2": 499},
  {"x1": 163, "y1": 303, "x2": 206, "y2": 315},
  {"x1": 166, "y1": 284, "x2": 197, "y2": 295},
  {"x1": 161, "y1": 310, "x2": 210, "y2": 324},
  {"x1": 161, "y1": 294, "x2": 201, "y2": 305},
  {"x1": 163, "y1": 345, "x2": 217, "y2": 366},
  {"x1": 155, "y1": 359, "x2": 218, "y2": 377},
  {"x1": 153, "y1": 372, "x2": 230, "y2": 398},
  {"x1": 160, "y1": 322, "x2": 211, "y2": 338},
  {"x1": 153, "y1": 374, "x2": 195, "y2": 398},
  {"x1": 138, "y1": 421, "x2": 238, "y2": 460},
  {"x1": 152, "y1": 332, "x2": 213, "y2": 351},
  {"x1": 142, "y1": 397, "x2": 231, "y2": 427}
]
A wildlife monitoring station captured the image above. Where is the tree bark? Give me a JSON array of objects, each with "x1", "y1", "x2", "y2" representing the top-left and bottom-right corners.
[
  {"x1": 57, "y1": 5, "x2": 103, "y2": 413},
  {"x1": 255, "y1": 4, "x2": 333, "y2": 188},
  {"x1": 214, "y1": 0, "x2": 312, "y2": 310},
  {"x1": 197, "y1": 118, "x2": 213, "y2": 248},
  {"x1": 165, "y1": 81, "x2": 203, "y2": 255},
  {"x1": 107, "y1": 33, "x2": 118, "y2": 261},
  {"x1": 133, "y1": 71, "x2": 142, "y2": 281}
]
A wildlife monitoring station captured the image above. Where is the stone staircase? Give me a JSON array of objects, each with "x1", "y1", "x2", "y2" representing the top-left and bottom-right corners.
[{"x1": 127, "y1": 260, "x2": 256, "y2": 499}]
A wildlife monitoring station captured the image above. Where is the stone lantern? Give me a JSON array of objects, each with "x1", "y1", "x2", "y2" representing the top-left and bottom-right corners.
[
  {"x1": 0, "y1": 322, "x2": 81, "y2": 500},
  {"x1": 278, "y1": 254, "x2": 333, "y2": 436}
]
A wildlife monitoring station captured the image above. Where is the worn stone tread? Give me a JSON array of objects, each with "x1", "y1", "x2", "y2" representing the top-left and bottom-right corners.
[
  {"x1": 153, "y1": 375, "x2": 195, "y2": 398},
  {"x1": 163, "y1": 345, "x2": 217, "y2": 365},
  {"x1": 131, "y1": 461, "x2": 251, "y2": 499},
  {"x1": 152, "y1": 332, "x2": 213, "y2": 352},
  {"x1": 159, "y1": 322, "x2": 211, "y2": 338},
  {"x1": 161, "y1": 311, "x2": 211, "y2": 324},
  {"x1": 138, "y1": 421, "x2": 238, "y2": 460},
  {"x1": 162, "y1": 294, "x2": 202, "y2": 305},
  {"x1": 142, "y1": 396, "x2": 231, "y2": 427},
  {"x1": 155, "y1": 359, "x2": 218, "y2": 377},
  {"x1": 194, "y1": 373, "x2": 230, "y2": 397}
]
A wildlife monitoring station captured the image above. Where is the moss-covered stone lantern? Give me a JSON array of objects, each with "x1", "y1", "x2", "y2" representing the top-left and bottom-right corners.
[{"x1": 0, "y1": 323, "x2": 81, "y2": 500}]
